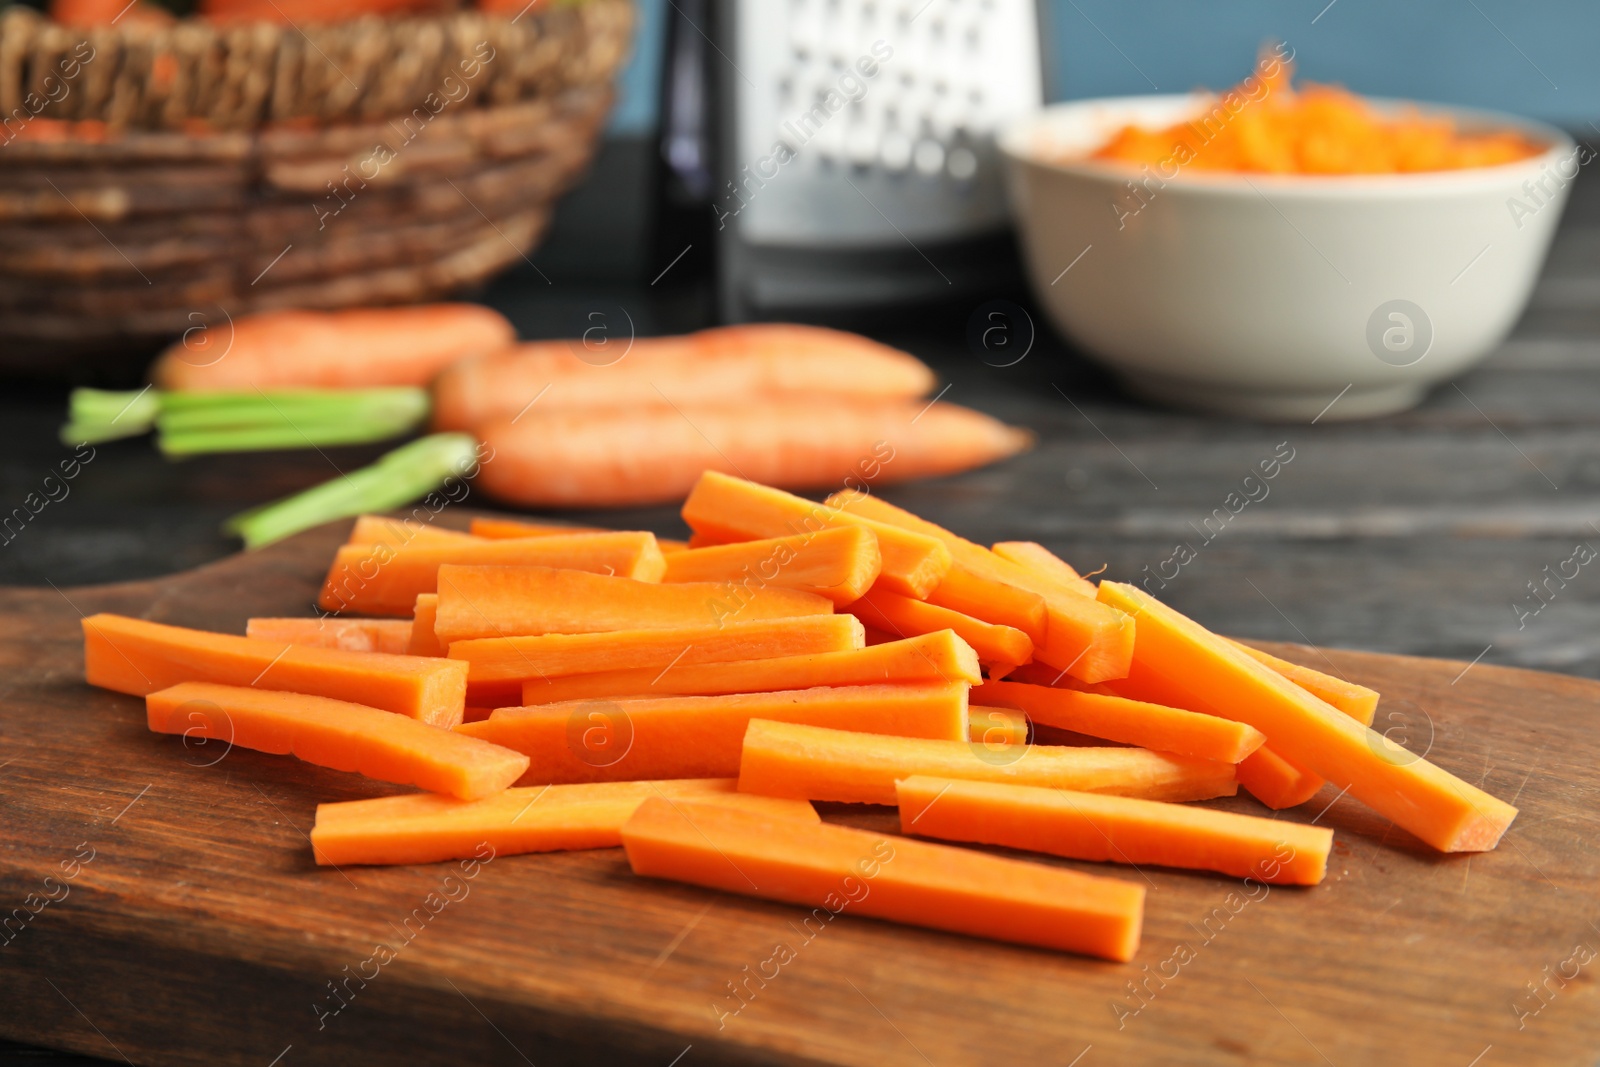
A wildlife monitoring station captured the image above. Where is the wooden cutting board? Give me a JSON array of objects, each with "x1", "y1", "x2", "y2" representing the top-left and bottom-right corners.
[{"x1": 2, "y1": 519, "x2": 1597, "y2": 1067}]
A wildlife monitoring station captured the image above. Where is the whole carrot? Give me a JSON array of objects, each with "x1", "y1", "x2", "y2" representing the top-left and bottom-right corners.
[
  {"x1": 431, "y1": 324, "x2": 939, "y2": 431},
  {"x1": 472, "y1": 398, "x2": 1032, "y2": 507},
  {"x1": 152, "y1": 305, "x2": 514, "y2": 391}
]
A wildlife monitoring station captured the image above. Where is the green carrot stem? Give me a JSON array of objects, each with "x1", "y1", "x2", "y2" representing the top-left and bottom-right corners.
[
  {"x1": 60, "y1": 387, "x2": 162, "y2": 445},
  {"x1": 223, "y1": 433, "x2": 480, "y2": 550}
]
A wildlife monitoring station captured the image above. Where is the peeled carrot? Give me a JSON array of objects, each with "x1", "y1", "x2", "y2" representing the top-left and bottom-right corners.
[
  {"x1": 469, "y1": 517, "x2": 606, "y2": 539},
  {"x1": 682, "y1": 472, "x2": 952, "y2": 598},
  {"x1": 519, "y1": 631, "x2": 981, "y2": 704},
  {"x1": 825, "y1": 491, "x2": 1133, "y2": 682},
  {"x1": 990, "y1": 541, "x2": 1099, "y2": 598},
  {"x1": 431, "y1": 324, "x2": 939, "y2": 430},
  {"x1": 346, "y1": 515, "x2": 480, "y2": 548},
  {"x1": 895, "y1": 777, "x2": 1333, "y2": 885},
  {"x1": 969, "y1": 705, "x2": 1030, "y2": 746},
  {"x1": 736, "y1": 719, "x2": 1238, "y2": 806},
  {"x1": 407, "y1": 594, "x2": 444, "y2": 657},
  {"x1": 850, "y1": 588, "x2": 1033, "y2": 677},
  {"x1": 1228, "y1": 641, "x2": 1380, "y2": 724},
  {"x1": 1096, "y1": 582, "x2": 1517, "y2": 852},
  {"x1": 147, "y1": 682, "x2": 526, "y2": 800},
  {"x1": 152, "y1": 305, "x2": 513, "y2": 390},
  {"x1": 620, "y1": 797, "x2": 1146, "y2": 961},
  {"x1": 661, "y1": 526, "x2": 881, "y2": 606},
  {"x1": 455, "y1": 682, "x2": 970, "y2": 784},
  {"x1": 311, "y1": 778, "x2": 818, "y2": 866},
  {"x1": 245, "y1": 617, "x2": 413, "y2": 656},
  {"x1": 974, "y1": 680, "x2": 1266, "y2": 764},
  {"x1": 1235, "y1": 746, "x2": 1326, "y2": 810},
  {"x1": 83, "y1": 613, "x2": 467, "y2": 727},
  {"x1": 474, "y1": 400, "x2": 1030, "y2": 509},
  {"x1": 432, "y1": 563, "x2": 833, "y2": 644},
  {"x1": 317, "y1": 532, "x2": 667, "y2": 616}
]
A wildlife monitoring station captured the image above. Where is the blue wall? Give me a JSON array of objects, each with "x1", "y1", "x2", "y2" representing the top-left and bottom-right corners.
[{"x1": 609, "y1": 0, "x2": 1595, "y2": 135}]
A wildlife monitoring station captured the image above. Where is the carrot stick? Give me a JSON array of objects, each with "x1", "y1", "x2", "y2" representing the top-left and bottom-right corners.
[
  {"x1": 83, "y1": 613, "x2": 467, "y2": 727},
  {"x1": 432, "y1": 563, "x2": 834, "y2": 644},
  {"x1": 346, "y1": 515, "x2": 480, "y2": 548},
  {"x1": 1095, "y1": 581, "x2": 1518, "y2": 852},
  {"x1": 661, "y1": 526, "x2": 881, "y2": 606},
  {"x1": 990, "y1": 541, "x2": 1099, "y2": 598},
  {"x1": 455, "y1": 682, "x2": 970, "y2": 784},
  {"x1": 408, "y1": 595, "x2": 444, "y2": 657},
  {"x1": 895, "y1": 777, "x2": 1333, "y2": 885},
  {"x1": 472, "y1": 400, "x2": 1030, "y2": 509},
  {"x1": 518, "y1": 631, "x2": 981, "y2": 704},
  {"x1": 736, "y1": 719, "x2": 1238, "y2": 806},
  {"x1": 970, "y1": 706, "x2": 1030, "y2": 746},
  {"x1": 850, "y1": 588, "x2": 1034, "y2": 677},
  {"x1": 973, "y1": 680, "x2": 1267, "y2": 763},
  {"x1": 449, "y1": 615, "x2": 865, "y2": 684},
  {"x1": 469, "y1": 516, "x2": 608, "y2": 539},
  {"x1": 245, "y1": 617, "x2": 413, "y2": 655},
  {"x1": 317, "y1": 531, "x2": 667, "y2": 616},
  {"x1": 431, "y1": 324, "x2": 938, "y2": 430},
  {"x1": 682, "y1": 472, "x2": 952, "y2": 598},
  {"x1": 147, "y1": 682, "x2": 525, "y2": 800},
  {"x1": 1235, "y1": 746, "x2": 1327, "y2": 810},
  {"x1": 620, "y1": 797, "x2": 1146, "y2": 961},
  {"x1": 1227, "y1": 640, "x2": 1380, "y2": 724},
  {"x1": 152, "y1": 305, "x2": 514, "y2": 391},
  {"x1": 311, "y1": 778, "x2": 818, "y2": 866},
  {"x1": 824, "y1": 491, "x2": 1134, "y2": 682}
]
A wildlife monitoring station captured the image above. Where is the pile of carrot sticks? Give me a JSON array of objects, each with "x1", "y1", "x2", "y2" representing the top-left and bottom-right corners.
[{"x1": 82, "y1": 470, "x2": 1518, "y2": 962}]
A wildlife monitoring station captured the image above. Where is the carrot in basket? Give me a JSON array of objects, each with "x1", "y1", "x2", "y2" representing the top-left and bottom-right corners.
[
  {"x1": 622, "y1": 798, "x2": 1145, "y2": 960},
  {"x1": 850, "y1": 588, "x2": 1034, "y2": 677},
  {"x1": 736, "y1": 719, "x2": 1237, "y2": 806},
  {"x1": 1095, "y1": 582, "x2": 1518, "y2": 852},
  {"x1": 894, "y1": 777, "x2": 1333, "y2": 885},
  {"x1": 50, "y1": 0, "x2": 171, "y2": 26},
  {"x1": 83, "y1": 614, "x2": 467, "y2": 727},
  {"x1": 432, "y1": 564, "x2": 835, "y2": 644},
  {"x1": 317, "y1": 531, "x2": 667, "y2": 616},
  {"x1": 450, "y1": 615, "x2": 865, "y2": 684},
  {"x1": 973, "y1": 680, "x2": 1266, "y2": 764},
  {"x1": 245, "y1": 617, "x2": 413, "y2": 655},
  {"x1": 346, "y1": 515, "x2": 480, "y2": 549},
  {"x1": 661, "y1": 526, "x2": 881, "y2": 605},
  {"x1": 147, "y1": 682, "x2": 525, "y2": 800},
  {"x1": 473, "y1": 400, "x2": 1031, "y2": 509},
  {"x1": 430, "y1": 324, "x2": 939, "y2": 430},
  {"x1": 455, "y1": 682, "x2": 970, "y2": 784},
  {"x1": 825, "y1": 491, "x2": 1134, "y2": 682},
  {"x1": 682, "y1": 472, "x2": 952, "y2": 598},
  {"x1": 311, "y1": 778, "x2": 818, "y2": 866},
  {"x1": 990, "y1": 541, "x2": 1099, "y2": 598},
  {"x1": 152, "y1": 305, "x2": 513, "y2": 390},
  {"x1": 408, "y1": 595, "x2": 444, "y2": 657},
  {"x1": 518, "y1": 630, "x2": 980, "y2": 704},
  {"x1": 1227, "y1": 640, "x2": 1380, "y2": 723}
]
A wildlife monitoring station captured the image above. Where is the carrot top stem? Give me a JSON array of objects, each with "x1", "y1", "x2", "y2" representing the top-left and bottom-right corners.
[
  {"x1": 60, "y1": 388, "x2": 163, "y2": 444},
  {"x1": 224, "y1": 432, "x2": 478, "y2": 550}
]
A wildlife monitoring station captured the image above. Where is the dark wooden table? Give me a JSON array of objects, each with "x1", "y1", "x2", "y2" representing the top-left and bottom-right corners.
[{"x1": 3, "y1": 168, "x2": 1600, "y2": 1065}]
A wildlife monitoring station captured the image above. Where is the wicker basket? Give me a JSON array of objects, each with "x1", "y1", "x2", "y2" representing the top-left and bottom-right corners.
[{"x1": 0, "y1": 2, "x2": 632, "y2": 363}]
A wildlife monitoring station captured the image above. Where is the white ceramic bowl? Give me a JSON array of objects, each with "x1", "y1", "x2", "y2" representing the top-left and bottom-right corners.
[{"x1": 999, "y1": 96, "x2": 1576, "y2": 419}]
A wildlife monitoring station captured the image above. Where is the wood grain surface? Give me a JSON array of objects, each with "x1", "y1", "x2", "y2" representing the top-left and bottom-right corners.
[{"x1": 1, "y1": 518, "x2": 1596, "y2": 1067}]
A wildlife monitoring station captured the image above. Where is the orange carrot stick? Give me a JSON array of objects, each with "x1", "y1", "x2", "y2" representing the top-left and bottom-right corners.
[
  {"x1": 990, "y1": 541, "x2": 1099, "y2": 598},
  {"x1": 311, "y1": 778, "x2": 818, "y2": 866},
  {"x1": 850, "y1": 588, "x2": 1034, "y2": 677},
  {"x1": 83, "y1": 613, "x2": 467, "y2": 727},
  {"x1": 661, "y1": 526, "x2": 882, "y2": 605},
  {"x1": 455, "y1": 682, "x2": 970, "y2": 784},
  {"x1": 245, "y1": 617, "x2": 413, "y2": 655},
  {"x1": 736, "y1": 719, "x2": 1237, "y2": 806},
  {"x1": 969, "y1": 706, "x2": 1030, "y2": 746},
  {"x1": 431, "y1": 324, "x2": 939, "y2": 430},
  {"x1": 620, "y1": 798, "x2": 1145, "y2": 961},
  {"x1": 824, "y1": 491, "x2": 1133, "y2": 682},
  {"x1": 1227, "y1": 641, "x2": 1380, "y2": 724},
  {"x1": 518, "y1": 631, "x2": 981, "y2": 704},
  {"x1": 1095, "y1": 581, "x2": 1517, "y2": 852},
  {"x1": 317, "y1": 531, "x2": 667, "y2": 616},
  {"x1": 682, "y1": 472, "x2": 952, "y2": 598},
  {"x1": 1235, "y1": 746, "x2": 1327, "y2": 810},
  {"x1": 152, "y1": 305, "x2": 515, "y2": 391},
  {"x1": 147, "y1": 682, "x2": 525, "y2": 800},
  {"x1": 469, "y1": 516, "x2": 607, "y2": 539},
  {"x1": 346, "y1": 515, "x2": 479, "y2": 548},
  {"x1": 449, "y1": 615, "x2": 865, "y2": 684},
  {"x1": 973, "y1": 680, "x2": 1266, "y2": 763},
  {"x1": 407, "y1": 594, "x2": 444, "y2": 656},
  {"x1": 895, "y1": 777, "x2": 1333, "y2": 885},
  {"x1": 473, "y1": 400, "x2": 1030, "y2": 509},
  {"x1": 432, "y1": 564, "x2": 834, "y2": 644}
]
